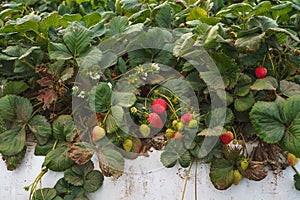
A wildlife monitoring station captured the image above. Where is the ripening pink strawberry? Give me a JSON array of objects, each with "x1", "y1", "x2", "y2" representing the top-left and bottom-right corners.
[
  {"x1": 147, "y1": 113, "x2": 163, "y2": 129},
  {"x1": 180, "y1": 113, "x2": 193, "y2": 125}
]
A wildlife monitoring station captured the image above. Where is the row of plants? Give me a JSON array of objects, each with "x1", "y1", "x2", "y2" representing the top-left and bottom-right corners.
[{"x1": 0, "y1": 0, "x2": 300, "y2": 199}]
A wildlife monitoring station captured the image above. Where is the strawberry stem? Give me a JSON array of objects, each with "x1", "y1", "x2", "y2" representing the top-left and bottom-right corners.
[
  {"x1": 181, "y1": 160, "x2": 194, "y2": 200},
  {"x1": 292, "y1": 165, "x2": 300, "y2": 176}
]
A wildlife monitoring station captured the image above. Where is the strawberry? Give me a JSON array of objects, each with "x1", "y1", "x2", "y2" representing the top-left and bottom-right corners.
[
  {"x1": 255, "y1": 66, "x2": 267, "y2": 79},
  {"x1": 176, "y1": 121, "x2": 184, "y2": 131},
  {"x1": 166, "y1": 128, "x2": 175, "y2": 138},
  {"x1": 188, "y1": 119, "x2": 198, "y2": 129},
  {"x1": 147, "y1": 113, "x2": 163, "y2": 129},
  {"x1": 92, "y1": 126, "x2": 106, "y2": 142},
  {"x1": 123, "y1": 139, "x2": 133, "y2": 152},
  {"x1": 220, "y1": 131, "x2": 234, "y2": 145},
  {"x1": 240, "y1": 159, "x2": 249, "y2": 170},
  {"x1": 287, "y1": 153, "x2": 299, "y2": 166},
  {"x1": 111, "y1": 72, "x2": 117, "y2": 78},
  {"x1": 139, "y1": 124, "x2": 151, "y2": 137},
  {"x1": 233, "y1": 170, "x2": 243, "y2": 185},
  {"x1": 180, "y1": 113, "x2": 193, "y2": 125},
  {"x1": 151, "y1": 98, "x2": 167, "y2": 114}
]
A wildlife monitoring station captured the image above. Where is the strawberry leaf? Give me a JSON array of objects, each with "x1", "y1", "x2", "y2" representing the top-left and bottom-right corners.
[
  {"x1": 43, "y1": 146, "x2": 74, "y2": 172},
  {"x1": 28, "y1": 115, "x2": 51, "y2": 145},
  {"x1": 53, "y1": 115, "x2": 76, "y2": 142},
  {"x1": 89, "y1": 83, "x2": 112, "y2": 113},
  {"x1": 97, "y1": 147, "x2": 124, "y2": 179},
  {"x1": 0, "y1": 127, "x2": 26, "y2": 156},
  {"x1": 250, "y1": 101, "x2": 285, "y2": 143},
  {"x1": 294, "y1": 174, "x2": 300, "y2": 191},
  {"x1": 209, "y1": 158, "x2": 234, "y2": 190},
  {"x1": 160, "y1": 140, "x2": 191, "y2": 168},
  {"x1": 32, "y1": 188, "x2": 59, "y2": 200}
]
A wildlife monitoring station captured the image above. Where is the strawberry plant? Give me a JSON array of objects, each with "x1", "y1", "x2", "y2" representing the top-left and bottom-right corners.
[{"x1": 0, "y1": 0, "x2": 300, "y2": 199}]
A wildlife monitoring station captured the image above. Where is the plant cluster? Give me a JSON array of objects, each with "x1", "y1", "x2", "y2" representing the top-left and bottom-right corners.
[{"x1": 0, "y1": 0, "x2": 300, "y2": 199}]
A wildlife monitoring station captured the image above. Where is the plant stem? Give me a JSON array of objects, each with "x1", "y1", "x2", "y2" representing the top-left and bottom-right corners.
[
  {"x1": 158, "y1": 93, "x2": 179, "y2": 120},
  {"x1": 194, "y1": 160, "x2": 198, "y2": 200},
  {"x1": 292, "y1": 165, "x2": 300, "y2": 176},
  {"x1": 181, "y1": 160, "x2": 194, "y2": 200}
]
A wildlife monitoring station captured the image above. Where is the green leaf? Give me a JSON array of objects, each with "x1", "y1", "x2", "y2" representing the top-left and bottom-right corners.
[
  {"x1": 28, "y1": 115, "x2": 51, "y2": 145},
  {"x1": 60, "y1": 14, "x2": 82, "y2": 28},
  {"x1": 160, "y1": 140, "x2": 191, "y2": 168},
  {"x1": 208, "y1": 53, "x2": 239, "y2": 89},
  {"x1": 107, "y1": 16, "x2": 129, "y2": 36},
  {"x1": 228, "y1": 2, "x2": 252, "y2": 13},
  {"x1": 250, "y1": 76, "x2": 278, "y2": 91},
  {"x1": 83, "y1": 170, "x2": 104, "y2": 192},
  {"x1": 82, "y1": 12, "x2": 101, "y2": 28},
  {"x1": 63, "y1": 23, "x2": 92, "y2": 57},
  {"x1": 234, "y1": 75, "x2": 252, "y2": 97},
  {"x1": 53, "y1": 115, "x2": 76, "y2": 142},
  {"x1": 89, "y1": 83, "x2": 112, "y2": 113},
  {"x1": 235, "y1": 33, "x2": 265, "y2": 53},
  {"x1": 34, "y1": 140, "x2": 54, "y2": 156},
  {"x1": 280, "y1": 114, "x2": 300, "y2": 157},
  {"x1": 209, "y1": 158, "x2": 234, "y2": 190},
  {"x1": 112, "y1": 92, "x2": 136, "y2": 107},
  {"x1": 282, "y1": 95, "x2": 300, "y2": 125},
  {"x1": 249, "y1": 16, "x2": 278, "y2": 32},
  {"x1": 64, "y1": 168, "x2": 84, "y2": 186},
  {"x1": 154, "y1": 4, "x2": 172, "y2": 29},
  {"x1": 97, "y1": 148, "x2": 124, "y2": 179},
  {"x1": 187, "y1": 7, "x2": 207, "y2": 21},
  {"x1": 280, "y1": 80, "x2": 300, "y2": 97},
  {"x1": 249, "y1": 1, "x2": 271, "y2": 16},
  {"x1": 294, "y1": 174, "x2": 300, "y2": 191},
  {"x1": 32, "y1": 188, "x2": 57, "y2": 200},
  {"x1": 0, "y1": 127, "x2": 25, "y2": 156},
  {"x1": 106, "y1": 106, "x2": 124, "y2": 134},
  {"x1": 203, "y1": 24, "x2": 219, "y2": 50},
  {"x1": 234, "y1": 92, "x2": 255, "y2": 112},
  {"x1": 3, "y1": 146, "x2": 26, "y2": 170},
  {"x1": 40, "y1": 12, "x2": 60, "y2": 35},
  {"x1": 76, "y1": 47, "x2": 103, "y2": 69},
  {"x1": 43, "y1": 146, "x2": 74, "y2": 172},
  {"x1": 15, "y1": 20, "x2": 39, "y2": 33},
  {"x1": 2, "y1": 81, "x2": 29, "y2": 96},
  {"x1": 48, "y1": 42, "x2": 72, "y2": 60},
  {"x1": 90, "y1": 22, "x2": 106, "y2": 38},
  {"x1": 0, "y1": 95, "x2": 32, "y2": 123},
  {"x1": 250, "y1": 101, "x2": 285, "y2": 143}
]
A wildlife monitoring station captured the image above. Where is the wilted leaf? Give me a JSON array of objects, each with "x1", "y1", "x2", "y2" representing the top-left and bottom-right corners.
[
  {"x1": 38, "y1": 89, "x2": 58, "y2": 109},
  {"x1": 97, "y1": 148, "x2": 124, "y2": 179},
  {"x1": 70, "y1": 142, "x2": 95, "y2": 165},
  {"x1": 241, "y1": 161, "x2": 267, "y2": 181}
]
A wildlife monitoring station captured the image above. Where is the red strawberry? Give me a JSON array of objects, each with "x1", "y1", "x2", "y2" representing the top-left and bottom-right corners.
[
  {"x1": 151, "y1": 98, "x2": 167, "y2": 114},
  {"x1": 220, "y1": 131, "x2": 234, "y2": 144},
  {"x1": 180, "y1": 113, "x2": 193, "y2": 125},
  {"x1": 255, "y1": 66, "x2": 267, "y2": 79},
  {"x1": 147, "y1": 113, "x2": 163, "y2": 129},
  {"x1": 111, "y1": 72, "x2": 117, "y2": 78}
]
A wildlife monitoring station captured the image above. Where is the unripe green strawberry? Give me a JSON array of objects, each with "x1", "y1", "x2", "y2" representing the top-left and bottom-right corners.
[
  {"x1": 123, "y1": 139, "x2": 133, "y2": 152},
  {"x1": 176, "y1": 121, "x2": 184, "y2": 131},
  {"x1": 188, "y1": 119, "x2": 198, "y2": 129},
  {"x1": 233, "y1": 170, "x2": 243, "y2": 185},
  {"x1": 92, "y1": 126, "x2": 106, "y2": 142},
  {"x1": 139, "y1": 124, "x2": 151, "y2": 137},
  {"x1": 172, "y1": 120, "x2": 178, "y2": 127},
  {"x1": 166, "y1": 128, "x2": 175, "y2": 138},
  {"x1": 240, "y1": 159, "x2": 249, "y2": 170},
  {"x1": 287, "y1": 153, "x2": 299, "y2": 166}
]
